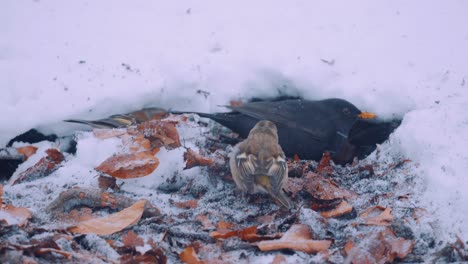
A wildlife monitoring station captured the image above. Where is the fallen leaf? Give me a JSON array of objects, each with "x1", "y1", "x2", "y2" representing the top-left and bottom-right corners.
[
  {"x1": 183, "y1": 148, "x2": 213, "y2": 169},
  {"x1": 96, "y1": 151, "x2": 159, "y2": 179},
  {"x1": 256, "y1": 224, "x2": 332, "y2": 253},
  {"x1": 16, "y1": 146, "x2": 38, "y2": 159},
  {"x1": 320, "y1": 200, "x2": 353, "y2": 218},
  {"x1": 359, "y1": 206, "x2": 393, "y2": 226},
  {"x1": 0, "y1": 184, "x2": 3, "y2": 204},
  {"x1": 121, "y1": 133, "x2": 152, "y2": 153},
  {"x1": 179, "y1": 246, "x2": 203, "y2": 264},
  {"x1": 11, "y1": 148, "x2": 65, "y2": 185},
  {"x1": 68, "y1": 199, "x2": 146, "y2": 235},
  {"x1": 304, "y1": 172, "x2": 355, "y2": 200},
  {"x1": 98, "y1": 175, "x2": 118, "y2": 191},
  {"x1": 217, "y1": 220, "x2": 234, "y2": 230},
  {"x1": 345, "y1": 228, "x2": 414, "y2": 263},
  {"x1": 122, "y1": 230, "x2": 145, "y2": 248},
  {"x1": 317, "y1": 152, "x2": 333, "y2": 174},
  {"x1": 173, "y1": 199, "x2": 198, "y2": 209},
  {"x1": 0, "y1": 204, "x2": 32, "y2": 226},
  {"x1": 132, "y1": 120, "x2": 181, "y2": 149}
]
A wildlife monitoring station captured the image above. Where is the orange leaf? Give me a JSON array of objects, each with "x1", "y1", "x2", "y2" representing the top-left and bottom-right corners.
[
  {"x1": 0, "y1": 204, "x2": 32, "y2": 226},
  {"x1": 16, "y1": 146, "x2": 38, "y2": 159},
  {"x1": 320, "y1": 200, "x2": 353, "y2": 218},
  {"x1": 304, "y1": 172, "x2": 355, "y2": 200},
  {"x1": 96, "y1": 151, "x2": 159, "y2": 179},
  {"x1": 359, "y1": 206, "x2": 393, "y2": 226},
  {"x1": 122, "y1": 230, "x2": 145, "y2": 248},
  {"x1": 183, "y1": 148, "x2": 213, "y2": 169},
  {"x1": 68, "y1": 199, "x2": 146, "y2": 235},
  {"x1": 317, "y1": 152, "x2": 333, "y2": 174},
  {"x1": 133, "y1": 120, "x2": 181, "y2": 149},
  {"x1": 256, "y1": 224, "x2": 332, "y2": 253},
  {"x1": 217, "y1": 220, "x2": 234, "y2": 230},
  {"x1": 10, "y1": 148, "x2": 65, "y2": 185},
  {"x1": 173, "y1": 199, "x2": 198, "y2": 209},
  {"x1": 179, "y1": 246, "x2": 204, "y2": 264}
]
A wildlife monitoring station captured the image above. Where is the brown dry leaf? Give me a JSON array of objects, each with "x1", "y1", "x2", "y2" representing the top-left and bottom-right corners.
[
  {"x1": 317, "y1": 152, "x2": 333, "y2": 174},
  {"x1": 68, "y1": 199, "x2": 146, "y2": 235},
  {"x1": 256, "y1": 224, "x2": 332, "y2": 253},
  {"x1": 122, "y1": 230, "x2": 145, "y2": 248},
  {"x1": 320, "y1": 200, "x2": 353, "y2": 218},
  {"x1": 183, "y1": 148, "x2": 214, "y2": 169},
  {"x1": 179, "y1": 246, "x2": 203, "y2": 264},
  {"x1": 0, "y1": 184, "x2": 3, "y2": 204},
  {"x1": 96, "y1": 151, "x2": 159, "y2": 179},
  {"x1": 132, "y1": 120, "x2": 181, "y2": 149},
  {"x1": 11, "y1": 148, "x2": 65, "y2": 185},
  {"x1": 92, "y1": 128, "x2": 127, "y2": 139},
  {"x1": 209, "y1": 224, "x2": 278, "y2": 242},
  {"x1": 120, "y1": 133, "x2": 152, "y2": 153},
  {"x1": 359, "y1": 206, "x2": 393, "y2": 226},
  {"x1": 16, "y1": 146, "x2": 38, "y2": 159},
  {"x1": 304, "y1": 172, "x2": 355, "y2": 200},
  {"x1": 173, "y1": 199, "x2": 198, "y2": 209},
  {"x1": 195, "y1": 214, "x2": 215, "y2": 230},
  {"x1": 345, "y1": 228, "x2": 414, "y2": 263},
  {"x1": 98, "y1": 175, "x2": 118, "y2": 191},
  {"x1": 0, "y1": 204, "x2": 32, "y2": 226}
]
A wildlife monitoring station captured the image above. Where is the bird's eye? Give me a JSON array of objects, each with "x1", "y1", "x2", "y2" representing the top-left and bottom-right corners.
[{"x1": 343, "y1": 107, "x2": 351, "y2": 115}]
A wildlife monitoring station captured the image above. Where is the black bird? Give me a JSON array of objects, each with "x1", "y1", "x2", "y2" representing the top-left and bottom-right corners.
[
  {"x1": 193, "y1": 98, "x2": 397, "y2": 163},
  {"x1": 63, "y1": 98, "x2": 400, "y2": 164}
]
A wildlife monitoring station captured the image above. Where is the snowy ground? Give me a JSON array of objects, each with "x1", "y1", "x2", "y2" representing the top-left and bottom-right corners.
[{"x1": 1, "y1": 0, "x2": 468, "y2": 261}]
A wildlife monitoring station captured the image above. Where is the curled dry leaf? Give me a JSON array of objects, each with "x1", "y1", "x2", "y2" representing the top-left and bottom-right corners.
[
  {"x1": 256, "y1": 224, "x2": 332, "y2": 254},
  {"x1": 132, "y1": 120, "x2": 181, "y2": 149},
  {"x1": 359, "y1": 206, "x2": 393, "y2": 226},
  {"x1": 96, "y1": 151, "x2": 159, "y2": 179},
  {"x1": 304, "y1": 172, "x2": 355, "y2": 201},
  {"x1": 98, "y1": 175, "x2": 118, "y2": 191},
  {"x1": 179, "y1": 246, "x2": 203, "y2": 264},
  {"x1": 16, "y1": 146, "x2": 38, "y2": 159},
  {"x1": 0, "y1": 204, "x2": 32, "y2": 226},
  {"x1": 68, "y1": 199, "x2": 146, "y2": 235},
  {"x1": 11, "y1": 148, "x2": 65, "y2": 185},
  {"x1": 344, "y1": 228, "x2": 414, "y2": 263},
  {"x1": 320, "y1": 200, "x2": 353, "y2": 218},
  {"x1": 46, "y1": 187, "x2": 160, "y2": 218},
  {"x1": 183, "y1": 148, "x2": 214, "y2": 170},
  {"x1": 120, "y1": 133, "x2": 152, "y2": 153}
]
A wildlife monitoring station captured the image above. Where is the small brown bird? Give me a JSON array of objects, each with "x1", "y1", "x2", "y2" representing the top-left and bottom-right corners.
[{"x1": 229, "y1": 120, "x2": 293, "y2": 208}]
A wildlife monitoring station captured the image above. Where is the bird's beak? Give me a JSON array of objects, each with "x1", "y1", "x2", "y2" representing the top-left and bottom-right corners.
[{"x1": 357, "y1": 112, "x2": 377, "y2": 120}]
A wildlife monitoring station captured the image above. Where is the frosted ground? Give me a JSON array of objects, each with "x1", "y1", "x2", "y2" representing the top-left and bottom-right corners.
[{"x1": 1, "y1": 0, "x2": 468, "y2": 260}]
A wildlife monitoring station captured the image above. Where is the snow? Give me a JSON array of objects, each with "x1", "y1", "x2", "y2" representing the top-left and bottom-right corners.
[{"x1": 1, "y1": 0, "x2": 468, "y2": 260}]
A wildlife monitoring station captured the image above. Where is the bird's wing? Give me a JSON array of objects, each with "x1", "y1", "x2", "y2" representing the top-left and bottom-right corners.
[
  {"x1": 228, "y1": 100, "x2": 325, "y2": 142},
  {"x1": 266, "y1": 155, "x2": 288, "y2": 194},
  {"x1": 233, "y1": 152, "x2": 256, "y2": 192}
]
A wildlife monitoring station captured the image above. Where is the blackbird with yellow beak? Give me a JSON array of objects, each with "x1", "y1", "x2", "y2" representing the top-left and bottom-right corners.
[{"x1": 229, "y1": 120, "x2": 292, "y2": 208}]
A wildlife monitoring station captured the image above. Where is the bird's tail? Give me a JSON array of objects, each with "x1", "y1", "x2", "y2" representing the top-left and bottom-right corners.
[{"x1": 271, "y1": 190, "x2": 293, "y2": 209}]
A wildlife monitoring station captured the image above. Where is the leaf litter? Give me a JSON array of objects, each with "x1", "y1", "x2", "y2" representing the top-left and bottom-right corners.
[{"x1": 0, "y1": 113, "x2": 464, "y2": 263}]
